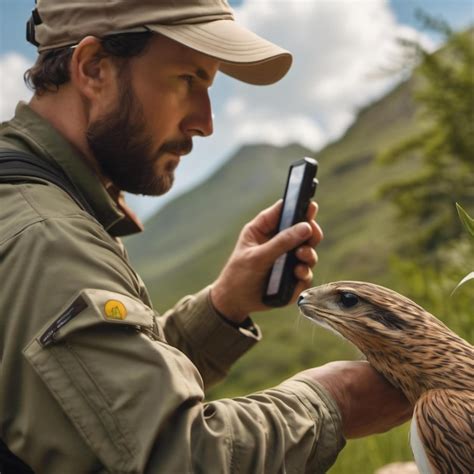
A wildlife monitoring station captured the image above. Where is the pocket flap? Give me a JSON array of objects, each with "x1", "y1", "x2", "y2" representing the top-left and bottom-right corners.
[{"x1": 36, "y1": 289, "x2": 155, "y2": 347}]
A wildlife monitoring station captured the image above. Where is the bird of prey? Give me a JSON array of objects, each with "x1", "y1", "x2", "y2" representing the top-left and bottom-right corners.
[{"x1": 298, "y1": 281, "x2": 474, "y2": 474}]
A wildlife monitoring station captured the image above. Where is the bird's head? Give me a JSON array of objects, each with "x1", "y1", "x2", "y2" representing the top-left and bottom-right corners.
[
  {"x1": 298, "y1": 281, "x2": 433, "y2": 345},
  {"x1": 298, "y1": 281, "x2": 471, "y2": 400}
]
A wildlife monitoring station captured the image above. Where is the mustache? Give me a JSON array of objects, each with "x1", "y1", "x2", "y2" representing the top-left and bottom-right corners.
[{"x1": 159, "y1": 138, "x2": 193, "y2": 157}]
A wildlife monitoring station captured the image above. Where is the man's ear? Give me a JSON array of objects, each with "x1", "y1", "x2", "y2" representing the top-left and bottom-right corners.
[{"x1": 69, "y1": 36, "x2": 117, "y2": 101}]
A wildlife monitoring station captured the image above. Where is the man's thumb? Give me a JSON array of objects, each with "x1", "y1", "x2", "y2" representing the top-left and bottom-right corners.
[{"x1": 261, "y1": 222, "x2": 312, "y2": 264}]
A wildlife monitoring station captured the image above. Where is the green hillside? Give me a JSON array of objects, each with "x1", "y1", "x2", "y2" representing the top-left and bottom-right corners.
[
  {"x1": 126, "y1": 77, "x2": 419, "y2": 297},
  {"x1": 125, "y1": 77, "x2": 423, "y2": 472}
]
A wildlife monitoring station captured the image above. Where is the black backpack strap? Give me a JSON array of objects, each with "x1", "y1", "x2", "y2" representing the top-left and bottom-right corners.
[
  {"x1": 0, "y1": 149, "x2": 97, "y2": 219},
  {"x1": 0, "y1": 437, "x2": 34, "y2": 473}
]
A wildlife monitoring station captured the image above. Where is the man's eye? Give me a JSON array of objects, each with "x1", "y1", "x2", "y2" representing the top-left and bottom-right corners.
[{"x1": 181, "y1": 75, "x2": 195, "y2": 86}]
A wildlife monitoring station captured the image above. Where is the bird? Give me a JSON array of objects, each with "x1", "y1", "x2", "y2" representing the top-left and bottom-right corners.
[{"x1": 297, "y1": 281, "x2": 474, "y2": 474}]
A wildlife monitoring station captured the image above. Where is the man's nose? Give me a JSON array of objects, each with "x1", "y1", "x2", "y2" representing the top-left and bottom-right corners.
[{"x1": 182, "y1": 93, "x2": 214, "y2": 138}]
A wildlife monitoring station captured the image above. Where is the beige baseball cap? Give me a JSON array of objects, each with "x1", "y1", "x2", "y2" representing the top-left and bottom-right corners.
[{"x1": 26, "y1": 0, "x2": 292, "y2": 85}]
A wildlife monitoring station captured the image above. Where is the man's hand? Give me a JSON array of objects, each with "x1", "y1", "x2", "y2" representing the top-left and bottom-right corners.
[
  {"x1": 210, "y1": 200, "x2": 323, "y2": 323},
  {"x1": 301, "y1": 361, "x2": 413, "y2": 439}
]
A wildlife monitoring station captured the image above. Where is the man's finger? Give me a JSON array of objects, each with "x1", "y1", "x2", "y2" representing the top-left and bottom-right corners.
[
  {"x1": 294, "y1": 264, "x2": 313, "y2": 283},
  {"x1": 306, "y1": 201, "x2": 318, "y2": 221},
  {"x1": 259, "y1": 222, "x2": 312, "y2": 265},
  {"x1": 251, "y1": 200, "x2": 320, "y2": 237},
  {"x1": 295, "y1": 246, "x2": 318, "y2": 267},
  {"x1": 251, "y1": 200, "x2": 283, "y2": 236},
  {"x1": 307, "y1": 220, "x2": 324, "y2": 247}
]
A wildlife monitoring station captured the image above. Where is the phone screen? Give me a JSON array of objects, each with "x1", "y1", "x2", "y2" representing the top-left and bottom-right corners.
[
  {"x1": 266, "y1": 164, "x2": 305, "y2": 295},
  {"x1": 278, "y1": 164, "x2": 304, "y2": 231}
]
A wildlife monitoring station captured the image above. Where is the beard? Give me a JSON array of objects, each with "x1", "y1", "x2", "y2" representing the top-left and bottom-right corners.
[{"x1": 86, "y1": 73, "x2": 192, "y2": 196}]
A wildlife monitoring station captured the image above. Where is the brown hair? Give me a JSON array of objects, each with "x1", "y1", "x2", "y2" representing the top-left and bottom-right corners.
[{"x1": 24, "y1": 32, "x2": 153, "y2": 95}]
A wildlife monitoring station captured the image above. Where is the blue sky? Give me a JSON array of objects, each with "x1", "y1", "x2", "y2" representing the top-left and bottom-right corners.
[
  {"x1": 1, "y1": 1, "x2": 473, "y2": 220},
  {"x1": 2, "y1": 1, "x2": 472, "y2": 60}
]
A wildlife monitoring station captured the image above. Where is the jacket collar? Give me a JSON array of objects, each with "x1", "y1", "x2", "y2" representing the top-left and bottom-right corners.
[{"x1": 6, "y1": 102, "x2": 143, "y2": 236}]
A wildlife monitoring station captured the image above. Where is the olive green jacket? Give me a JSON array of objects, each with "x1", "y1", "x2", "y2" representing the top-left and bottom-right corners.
[{"x1": 0, "y1": 103, "x2": 345, "y2": 473}]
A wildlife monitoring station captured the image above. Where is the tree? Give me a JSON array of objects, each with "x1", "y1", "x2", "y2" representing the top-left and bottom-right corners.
[{"x1": 379, "y1": 17, "x2": 474, "y2": 258}]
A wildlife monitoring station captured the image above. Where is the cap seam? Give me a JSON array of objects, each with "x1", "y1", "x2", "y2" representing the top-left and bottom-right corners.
[
  {"x1": 154, "y1": 24, "x2": 279, "y2": 49},
  {"x1": 153, "y1": 29, "x2": 283, "y2": 60}
]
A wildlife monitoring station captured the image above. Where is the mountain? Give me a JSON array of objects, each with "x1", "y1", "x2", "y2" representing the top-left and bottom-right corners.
[
  {"x1": 126, "y1": 76, "x2": 419, "y2": 309},
  {"x1": 124, "y1": 76, "x2": 422, "y2": 472}
]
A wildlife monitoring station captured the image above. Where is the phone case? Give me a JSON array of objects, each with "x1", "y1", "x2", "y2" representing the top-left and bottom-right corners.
[{"x1": 262, "y1": 157, "x2": 318, "y2": 307}]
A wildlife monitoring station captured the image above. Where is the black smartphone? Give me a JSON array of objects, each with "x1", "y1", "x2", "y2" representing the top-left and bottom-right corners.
[{"x1": 262, "y1": 157, "x2": 318, "y2": 307}]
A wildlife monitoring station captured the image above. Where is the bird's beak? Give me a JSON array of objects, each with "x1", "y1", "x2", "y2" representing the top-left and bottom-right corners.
[{"x1": 297, "y1": 293, "x2": 308, "y2": 306}]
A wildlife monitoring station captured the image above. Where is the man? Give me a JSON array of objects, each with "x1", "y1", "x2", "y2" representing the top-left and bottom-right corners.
[{"x1": 0, "y1": 1, "x2": 411, "y2": 472}]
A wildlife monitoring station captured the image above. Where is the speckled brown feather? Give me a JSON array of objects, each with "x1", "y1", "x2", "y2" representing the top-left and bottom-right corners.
[
  {"x1": 298, "y1": 281, "x2": 474, "y2": 474},
  {"x1": 414, "y1": 390, "x2": 474, "y2": 474}
]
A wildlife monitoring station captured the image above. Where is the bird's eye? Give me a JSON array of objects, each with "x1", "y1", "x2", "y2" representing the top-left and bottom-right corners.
[{"x1": 339, "y1": 292, "x2": 359, "y2": 308}]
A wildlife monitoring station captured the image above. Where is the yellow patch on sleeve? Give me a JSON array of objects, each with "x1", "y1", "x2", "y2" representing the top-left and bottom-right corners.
[{"x1": 104, "y1": 300, "x2": 127, "y2": 320}]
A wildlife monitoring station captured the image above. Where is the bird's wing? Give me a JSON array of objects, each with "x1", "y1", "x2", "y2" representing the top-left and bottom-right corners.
[{"x1": 410, "y1": 389, "x2": 474, "y2": 474}]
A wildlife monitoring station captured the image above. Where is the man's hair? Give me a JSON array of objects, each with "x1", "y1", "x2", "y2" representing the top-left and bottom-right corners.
[{"x1": 24, "y1": 32, "x2": 153, "y2": 95}]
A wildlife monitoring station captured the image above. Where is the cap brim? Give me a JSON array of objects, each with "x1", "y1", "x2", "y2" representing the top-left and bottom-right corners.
[{"x1": 148, "y1": 20, "x2": 292, "y2": 85}]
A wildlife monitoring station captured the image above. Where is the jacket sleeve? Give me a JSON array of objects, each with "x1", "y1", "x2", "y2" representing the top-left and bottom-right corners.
[
  {"x1": 5, "y1": 213, "x2": 345, "y2": 473},
  {"x1": 24, "y1": 288, "x2": 345, "y2": 474},
  {"x1": 157, "y1": 286, "x2": 261, "y2": 388}
]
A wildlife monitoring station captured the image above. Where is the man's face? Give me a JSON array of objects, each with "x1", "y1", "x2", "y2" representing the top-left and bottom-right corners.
[{"x1": 87, "y1": 35, "x2": 219, "y2": 195}]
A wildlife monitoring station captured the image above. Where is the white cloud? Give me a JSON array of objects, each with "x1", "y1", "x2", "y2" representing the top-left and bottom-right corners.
[
  {"x1": 224, "y1": 96, "x2": 247, "y2": 117},
  {"x1": 218, "y1": 0, "x2": 435, "y2": 150},
  {"x1": 232, "y1": 114, "x2": 326, "y2": 150},
  {"x1": 0, "y1": 53, "x2": 33, "y2": 121}
]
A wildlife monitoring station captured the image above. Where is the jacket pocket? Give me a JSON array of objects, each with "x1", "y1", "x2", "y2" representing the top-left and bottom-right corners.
[{"x1": 22, "y1": 289, "x2": 160, "y2": 473}]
